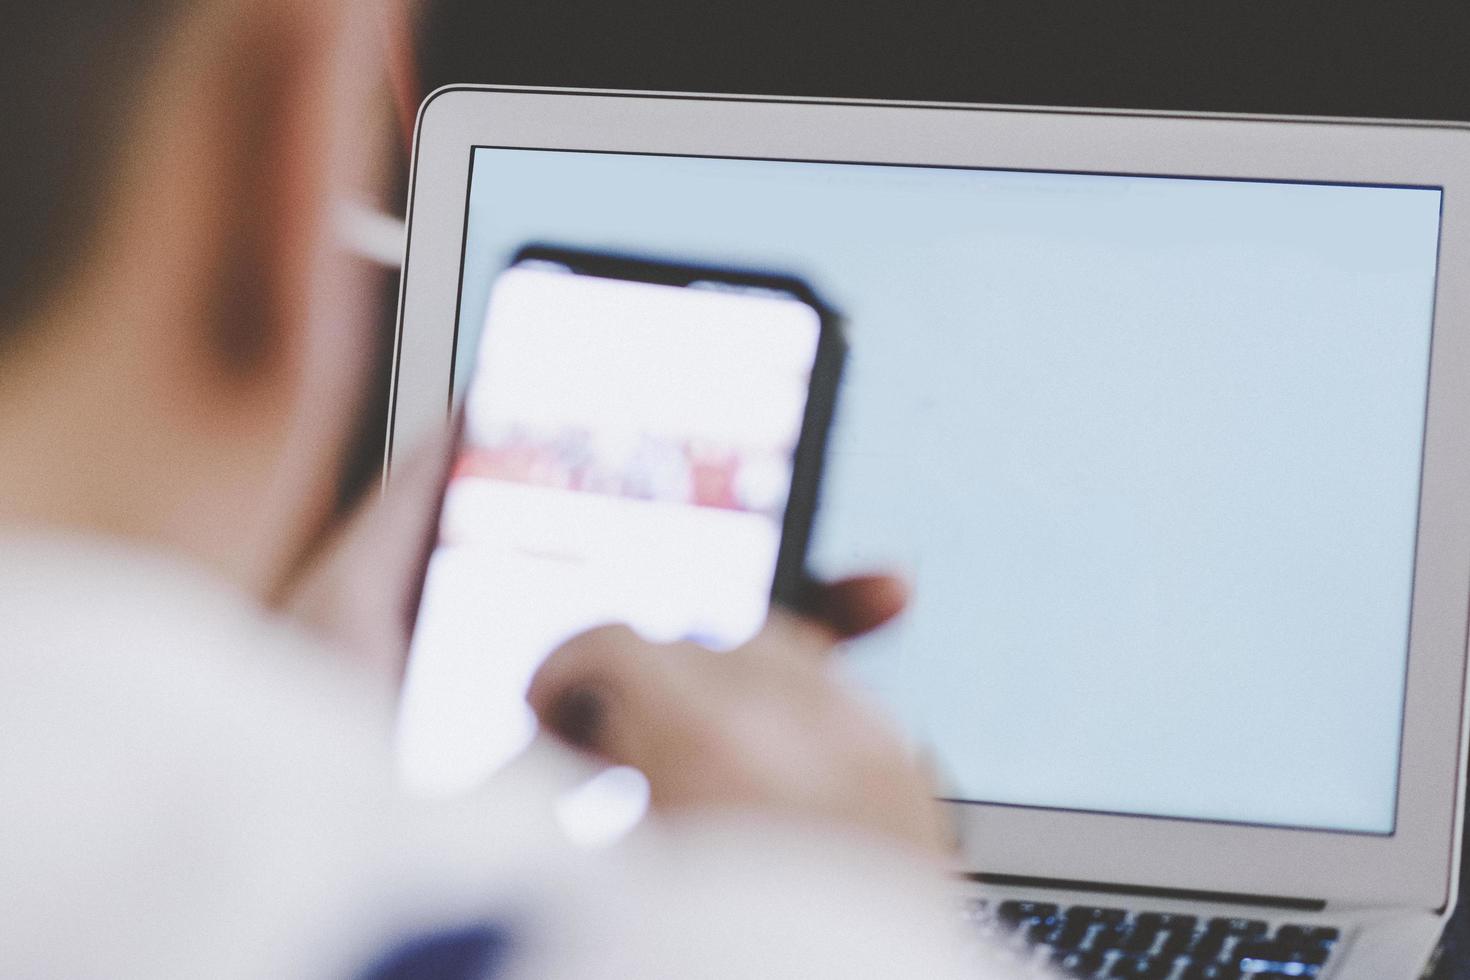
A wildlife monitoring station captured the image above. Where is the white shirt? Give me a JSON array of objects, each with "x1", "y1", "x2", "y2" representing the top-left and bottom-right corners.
[{"x1": 0, "y1": 529, "x2": 1029, "y2": 979}]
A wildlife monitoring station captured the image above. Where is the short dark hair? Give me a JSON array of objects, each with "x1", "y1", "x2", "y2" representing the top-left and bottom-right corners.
[{"x1": 0, "y1": 5, "x2": 182, "y2": 342}]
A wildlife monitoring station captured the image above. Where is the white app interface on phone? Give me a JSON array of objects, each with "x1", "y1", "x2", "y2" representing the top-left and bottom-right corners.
[{"x1": 396, "y1": 262, "x2": 822, "y2": 798}]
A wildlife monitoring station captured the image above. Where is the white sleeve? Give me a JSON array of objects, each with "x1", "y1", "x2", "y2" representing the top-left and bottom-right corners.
[{"x1": 507, "y1": 814, "x2": 1042, "y2": 980}]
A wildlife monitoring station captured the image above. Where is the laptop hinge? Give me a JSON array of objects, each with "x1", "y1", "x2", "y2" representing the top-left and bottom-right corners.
[{"x1": 969, "y1": 873, "x2": 1327, "y2": 913}]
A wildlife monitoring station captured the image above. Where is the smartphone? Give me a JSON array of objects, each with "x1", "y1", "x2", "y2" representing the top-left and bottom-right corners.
[{"x1": 395, "y1": 245, "x2": 845, "y2": 798}]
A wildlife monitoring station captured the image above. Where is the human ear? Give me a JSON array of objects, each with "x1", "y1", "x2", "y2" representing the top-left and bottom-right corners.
[
  {"x1": 159, "y1": 0, "x2": 383, "y2": 594},
  {"x1": 194, "y1": 2, "x2": 341, "y2": 387}
]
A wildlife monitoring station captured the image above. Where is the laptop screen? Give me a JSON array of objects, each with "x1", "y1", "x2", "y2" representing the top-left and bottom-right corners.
[{"x1": 441, "y1": 147, "x2": 1442, "y2": 835}]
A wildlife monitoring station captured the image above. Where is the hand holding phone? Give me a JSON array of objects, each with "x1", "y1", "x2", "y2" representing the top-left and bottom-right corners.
[
  {"x1": 524, "y1": 579, "x2": 951, "y2": 858},
  {"x1": 395, "y1": 247, "x2": 844, "y2": 798}
]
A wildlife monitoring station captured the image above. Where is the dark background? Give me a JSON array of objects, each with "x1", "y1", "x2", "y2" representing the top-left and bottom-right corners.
[
  {"x1": 417, "y1": 0, "x2": 1470, "y2": 122},
  {"x1": 406, "y1": 4, "x2": 1470, "y2": 975}
]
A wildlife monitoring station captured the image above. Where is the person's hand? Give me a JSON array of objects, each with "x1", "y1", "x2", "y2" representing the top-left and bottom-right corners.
[
  {"x1": 283, "y1": 429, "x2": 449, "y2": 688},
  {"x1": 526, "y1": 577, "x2": 952, "y2": 858}
]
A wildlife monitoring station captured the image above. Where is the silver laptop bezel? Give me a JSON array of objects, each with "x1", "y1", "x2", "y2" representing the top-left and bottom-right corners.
[{"x1": 387, "y1": 86, "x2": 1470, "y2": 910}]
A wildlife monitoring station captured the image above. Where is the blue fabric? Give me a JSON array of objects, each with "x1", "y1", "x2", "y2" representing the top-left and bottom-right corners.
[{"x1": 356, "y1": 922, "x2": 513, "y2": 980}]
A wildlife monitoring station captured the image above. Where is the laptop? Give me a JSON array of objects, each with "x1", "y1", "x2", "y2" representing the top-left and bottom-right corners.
[{"x1": 385, "y1": 87, "x2": 1470, "y2": 980}]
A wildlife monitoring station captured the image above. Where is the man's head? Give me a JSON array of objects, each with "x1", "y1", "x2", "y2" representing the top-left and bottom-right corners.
[{"x1": 0, "y1": 0, "x2": 394, "y2": 598}]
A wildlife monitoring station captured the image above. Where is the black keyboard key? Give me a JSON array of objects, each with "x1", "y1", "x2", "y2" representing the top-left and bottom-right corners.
[
  {"x1": 1233, "y1": 939, "x2": 1328, "y2": 974},
  {"x1": 1137, "y1": 913, "x2": 1198, "y2": 933},
  {"x1": 997, "y1": 900, "x2": 1058, "y2": 929},
  {"x1": 1180, "y1": 964, "x2": 1241, "y2": 980},
  {"x1": 1291, "y1": 945, "x2": 1330, "y2": 967},
  {"x1": 1124, "y1": 915, "x2": 1196, "y2": 956},
  {"x1": 1109, "y1": 954, "x2": 1172, "y2": 979},
  {"x1": 1188, "y1": 933, "x2": 1228, "y2": 962},
  {"x1": 1206, "y1": 917, "x2": 1268, "y2": 936},
  {"x1": 1232, "y1": 940, "x2": 1289, "y2": 963},
  {"x1": 985, "y1": 900, "x2": 1337, "y2": 980},
  {"x1": 1053, "y1": 948, "x2": 1106, "y2": 978},
  {"x1": 1071, "y1": 905, "x2": 1129, "y2": 926},
  {"x1": 1157, "y1": 927, "x2": 1195, "y2": 957},
  {"x1": 1087, "y1": 925, "x2": 1128, "y2": 953},
  {"x1": 1192, "y1": 917, "x2": 1267, "y2": 961},
  {"x1": 1122, "y1": 925, "x2": 1160, "y2": 955},
  {"x1": 1050, "y1": 918, "x2": 1092, "y2": 951},
  {"x1": 1275, "y1": 924, "x2": 1340, "y2": 948}
]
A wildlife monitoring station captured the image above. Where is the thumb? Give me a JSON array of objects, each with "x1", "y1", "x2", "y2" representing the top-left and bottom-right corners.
[
  {"x1": 281, "y1": 425, "x2": 452, "y2": 684},
  {"x1": 527, "y1": 624, "x2": 691, "y2": 770}
]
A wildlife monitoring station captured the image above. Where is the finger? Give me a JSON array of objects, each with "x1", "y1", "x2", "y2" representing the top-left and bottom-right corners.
[
  {"x1": 284, "y1": 424, "x2": 450, "y2": 616},
  {"x1": 279, "y1": 424, "x2": 453, "y2": 682},
  {"x1": 755, "y1": 607, "x2": 846, "y2": 659},
  {"x1": 802, "y1": 573, "x2": 910, "y2": 640},
  {"x1": 526, "y1": 624, "x2": 640, "y2": 743},
  {"x1": 528, "y1": 624, "x2": 688, "y2": 766}
]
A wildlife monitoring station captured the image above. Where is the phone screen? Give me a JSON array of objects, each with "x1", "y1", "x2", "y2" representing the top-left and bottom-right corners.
[{"x1": 396, "y1": 256, "x2": 826, "y2": 797}]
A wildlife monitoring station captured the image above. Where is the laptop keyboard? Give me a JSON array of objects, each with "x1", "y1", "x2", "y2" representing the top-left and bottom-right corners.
[{"x1": 964, "y1": 899, "x2": 1341, "y2": 978}]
